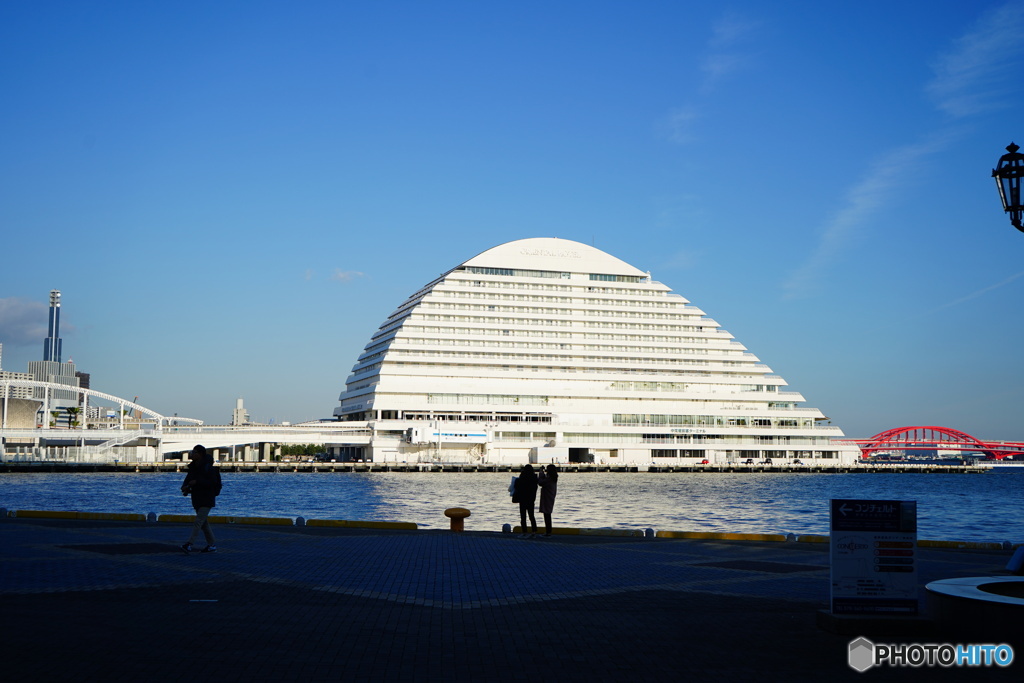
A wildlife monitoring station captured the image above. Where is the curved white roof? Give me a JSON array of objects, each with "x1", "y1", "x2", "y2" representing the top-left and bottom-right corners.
[{"x1": 462, "y1": 238, "x2": 647, "y2": 277}]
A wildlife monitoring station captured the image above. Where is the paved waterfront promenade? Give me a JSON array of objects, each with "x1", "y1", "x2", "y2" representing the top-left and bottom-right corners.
[{"x1": 1, "y1": 516, "x2": 1020, "y2": 682}]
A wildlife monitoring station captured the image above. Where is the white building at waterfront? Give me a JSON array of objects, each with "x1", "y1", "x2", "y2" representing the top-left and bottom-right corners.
[{"x1": 328, "y1": 237, "x2": 860, "y2": 466}]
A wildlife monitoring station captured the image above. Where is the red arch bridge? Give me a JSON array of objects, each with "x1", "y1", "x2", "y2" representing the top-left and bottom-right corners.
[{"x1": 842, "y1": 426, "x2": 1024, "y2": 460}]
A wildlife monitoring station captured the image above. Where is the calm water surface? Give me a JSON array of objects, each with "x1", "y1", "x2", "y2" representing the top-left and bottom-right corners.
[{"x1": 1, "y1": 470, "x2": 1021, "y2": 542}]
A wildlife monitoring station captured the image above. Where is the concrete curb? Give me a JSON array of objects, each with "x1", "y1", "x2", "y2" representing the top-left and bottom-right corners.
[
  {"x1": 10, "y1": 509, "x2": 147, "y2": 522},
  {"x1": 512, "y1": 526, "x2": 645, "y2": 537},
  {"x1": 656, "y1": 530, "x2": 789, "y2": 542},
  {"x1": 156, "y1": 514, "x2": 294, "y2": 525},
  {"x1": 306, "y1": 519, "x2": 418, "y2": 530},
  {"x1": 917, "y1": 539, "x2": 1011, "y2": 551},
  {"x1": 3, "y1": 509, "x2": 1018, "y2": 549}
]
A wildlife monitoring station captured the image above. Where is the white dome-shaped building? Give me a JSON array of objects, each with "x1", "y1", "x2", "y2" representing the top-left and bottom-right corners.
[{"x1": 329, "y1": 237, "x2": 859, "y2": 465}]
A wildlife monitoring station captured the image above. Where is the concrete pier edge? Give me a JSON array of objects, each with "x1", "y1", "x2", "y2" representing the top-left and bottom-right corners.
[{"x1": 3, "y1": 507, "x2": 1020, "y2": 549}]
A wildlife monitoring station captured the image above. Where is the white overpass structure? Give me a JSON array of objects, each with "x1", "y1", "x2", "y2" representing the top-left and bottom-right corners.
[
  {"x1": 1, "y1": 423, "x2": 373, "y2": 463},
  {"x1": 1, "y1": 379, "x2": 370, "y2": 462},
  {"x1": 160, "y1": 424, "x2": 372, "y2": 456},
  {"x1": 0, "y1": 379, "x2": 202, "y2": 429}
]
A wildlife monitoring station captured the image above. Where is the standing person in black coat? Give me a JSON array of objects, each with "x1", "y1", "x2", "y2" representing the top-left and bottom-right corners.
[
  {"x1": 180, "y1": 444, "x2": 222, "y2": 554},
  {"x1": 513, "y1": 464, "x2": 539, "y2": 538},
  {"x1": 538, "y1": 464, "x2": 559, "y2": 537}
]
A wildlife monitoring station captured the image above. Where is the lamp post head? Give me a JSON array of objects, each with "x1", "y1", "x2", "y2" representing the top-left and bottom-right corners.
[{"x1": 993, "y1": 142, "x2": 1024, "y2": 233}]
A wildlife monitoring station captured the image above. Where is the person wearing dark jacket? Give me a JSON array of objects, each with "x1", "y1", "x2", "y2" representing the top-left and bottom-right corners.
[
  {"x1": 180, "y1": 444, "x2": 222, "y2": 554},
  {"x1": 538, "y1": 464, "x2": 559, "y2": 537},
  {"x1": 513, "y1": 464, "x2": 539, "y2": 538}
]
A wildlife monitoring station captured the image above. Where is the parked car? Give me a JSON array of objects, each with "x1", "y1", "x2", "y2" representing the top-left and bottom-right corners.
[
  {"x1": 743, "y1": 458, "x2": 755, "y2": 465},
  {"x1": 760, "y1": 458, "x2": 773, "y2": 464},
  {"x1": 699, "y1": 459, "x2": 710, "y2": 465}
]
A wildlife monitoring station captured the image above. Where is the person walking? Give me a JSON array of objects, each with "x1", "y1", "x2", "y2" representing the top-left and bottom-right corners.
[
  {"x1": 513, "y1": 464, "x2": 539, "y2": 538},
  {"x1": 180, "y1": 444, "x2": 222, "y2": 554},
  {"x1": 538, "y1": 463, "x2": 559, "y2": 537}
]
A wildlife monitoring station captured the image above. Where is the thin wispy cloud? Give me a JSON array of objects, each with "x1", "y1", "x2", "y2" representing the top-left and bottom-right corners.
[
  {"x1": 330, "y1": 269, "x2": 365, "y2": 283},
  {"x1": 659, "y1": 248, "x2": 700, "y2": 271},
  {"x1": 783, "y1": 138, "x2": 948, "y2": 298},
  {"x1": 710, "y1": 12, "x2": 758, "y2": 48},
  {"x1": 932, "y1": 269, "x2": 1024, "y2": 312},
  {"x1": 787, "y1": 2, "x2": 1023, "y2": 297},
  {"x1": 700, "y1": 53, "x2": 745, "y2": 84},
  {"x1": 654, "y1": 193, "x2": 705, "y2": 230},
  {"x1": 0, "y1": 297, "x2": 47, "y2": 346},
  {"x1": 702, "y1": 12, "x2": 759, "y2": 87},
  {"x1": 927, "y1": 1, "x2": 1024, "y2": 118},
  {"x1": 305, "y1": 269, "x2": 366, "y2": 283},
  {"x1": 667, "y1": 106, "x2": 699, "y2": 144},
  {"x1": 665, "y1": 11, "x2": 759, "y2": 144}
]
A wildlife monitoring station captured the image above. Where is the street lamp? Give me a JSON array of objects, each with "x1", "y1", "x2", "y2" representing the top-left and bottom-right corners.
[{"x1": 992, "y1": 142, "x2": 1024, "y2": 233}]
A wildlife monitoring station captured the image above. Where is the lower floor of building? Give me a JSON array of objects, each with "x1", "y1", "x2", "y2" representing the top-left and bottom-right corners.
[{"x1": 325, "y1": 439, "x2": 860, "y2": 466}]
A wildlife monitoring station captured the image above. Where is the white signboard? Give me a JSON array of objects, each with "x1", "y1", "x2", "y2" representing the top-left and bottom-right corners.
[{"x1": 830, "y1": 499, "x2": 918, "y2": 615}]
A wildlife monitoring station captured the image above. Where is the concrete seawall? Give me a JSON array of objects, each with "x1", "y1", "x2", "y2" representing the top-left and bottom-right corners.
[
  {"x1": 4, "y1": 508, "x2": 1018, "y2": 551},
  {"x1": 0, "y1": 461, "x2": 990, "y2": 474}
]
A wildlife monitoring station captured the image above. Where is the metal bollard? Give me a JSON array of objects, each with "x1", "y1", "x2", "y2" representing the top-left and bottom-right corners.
[{"x1": 444, "y1": 507, "x2": 471, "y2": 532}]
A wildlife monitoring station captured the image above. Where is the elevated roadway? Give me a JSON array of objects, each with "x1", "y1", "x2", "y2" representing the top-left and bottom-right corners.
[
  {"x1": 0, "y1": 423, "x2": 371, "y2": 459},
  {"x1": 1, "y1": 379, "x2": 370, "y2": 460},
  {"x1": 159, "y1": 424, "x2": 371, "y2": 455}
]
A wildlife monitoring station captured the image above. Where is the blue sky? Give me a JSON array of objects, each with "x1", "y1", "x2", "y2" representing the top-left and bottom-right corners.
[{"x1": 1, "y1": 1, "x2": 1022, "y2": 439}]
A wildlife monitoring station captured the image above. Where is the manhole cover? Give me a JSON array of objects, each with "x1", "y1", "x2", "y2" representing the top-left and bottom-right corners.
[
  {"x1": 694, "y1": 559, "x2": 826, "y2": 573},
  {"x1": 60, "y1": 543, "x2": 181, "y2": 555}
]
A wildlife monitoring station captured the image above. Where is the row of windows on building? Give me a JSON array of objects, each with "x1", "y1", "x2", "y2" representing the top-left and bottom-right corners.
[
  {"x1": 419, "y1": 300, "x2": 707, "y2": 321},
  {"x1": 651, "y1": 449, "x2": 840, "y2": 459},
  {"x1": 379, "y1": 337, "x2": 746, "y2": 357},
  {"x1": 454, "y1": 277, "x2": 676, "y2": 298},
  {"x1": 372, "y1": 394, "x2": 800, "y2": 411},
  {"x1": 564, "y1": 433, "x2": 836, "y2": 445},
  {"x1": 375, "y1": 348, "x2": 761, "y2": 370},
  {"x1": 609, "y1": 381, "x2": 780, "y2": 392},
  {"x1": 463, "y1": 266, "x2": 644, "y2": 283},
  {"x1": 344, "y1": 410, "x2": 554, "y2": 423},
  {"x1": 431, "y1": 290, "x2": 685, "y2": 309},
  {"x1": 381, "y1": 271, "x2": 675, "y2": 332},
  {"x1": 381, "y1": 326, "x2": 736, "y2": 345},
  {"x1": 347, "y1": 379, "x2": 787, "y2": 403},
  {"x1": 361, "y1": 422, "x2": 836, "y2": 447},
  {"x1": 348, "y1": 407, "x2": 823, "y2": 433},
  {"x1": 349, "y1": 361, "x2": 772, "y2": 380},
  {"x1": 613, "y1": 414, "x2": 817, "y2": 427},
  {"x1": 392, "y1": 312, "x2": 722, "y2": 334}
]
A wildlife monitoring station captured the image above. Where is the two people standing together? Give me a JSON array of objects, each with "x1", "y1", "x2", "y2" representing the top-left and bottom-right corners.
[{"x1": 512, "y1": 463, "x2": 558, "y2": 538}]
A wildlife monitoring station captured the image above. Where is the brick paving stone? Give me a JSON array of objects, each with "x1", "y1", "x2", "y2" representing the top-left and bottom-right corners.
[{"x1": 0, "y1": 518, "x2": 1020, "y2": 681}]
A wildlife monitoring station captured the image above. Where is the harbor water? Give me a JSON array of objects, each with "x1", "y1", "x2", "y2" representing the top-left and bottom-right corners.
[{"x1": 1, "y1": 469, "x2": 1021, "y2": 543}]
